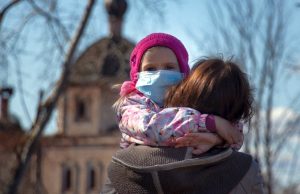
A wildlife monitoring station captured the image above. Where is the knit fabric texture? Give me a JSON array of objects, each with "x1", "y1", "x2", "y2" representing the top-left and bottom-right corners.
[
  {"x1": 120, "y1": 33, "x2": 189, "y2": 96},
  {"x1": 108, "y1": 146, "x2": 252, "y2": 194}
]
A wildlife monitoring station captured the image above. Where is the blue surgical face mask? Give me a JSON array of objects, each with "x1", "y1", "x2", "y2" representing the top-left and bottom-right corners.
[{"x1": 136, "y1": 70, "x2": 184, "y2": 106}]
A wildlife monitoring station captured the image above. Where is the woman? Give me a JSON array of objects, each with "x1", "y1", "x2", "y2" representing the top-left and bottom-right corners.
[{"x1": 103, "y1": 58, "x2": 264, "y2": 194}]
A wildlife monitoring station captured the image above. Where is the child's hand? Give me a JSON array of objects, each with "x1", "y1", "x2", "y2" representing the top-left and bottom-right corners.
[
  {"x1": 174, "y1": 133, "x2": 223, "y2": 155},
  {"x1": 214, "y1": 116, "x2": 243, "y2": 145}
]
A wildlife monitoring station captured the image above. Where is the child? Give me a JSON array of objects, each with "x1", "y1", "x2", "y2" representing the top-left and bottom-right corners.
[{"x1": 114, "y1": 32, "x2": 243, "y2": 153}]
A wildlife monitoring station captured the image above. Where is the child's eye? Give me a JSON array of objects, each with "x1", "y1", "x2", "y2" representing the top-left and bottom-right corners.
[
  {"x1": 165, "y1": 65, "x2": 176, "y2": 70},
  {"x1": 145, "y1": 67, "x2": 156, "y2": 71}
]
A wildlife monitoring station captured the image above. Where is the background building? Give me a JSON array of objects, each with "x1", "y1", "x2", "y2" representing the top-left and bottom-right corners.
[{"x1": 0, "y1": 0, "x2": 134, "y2": 193}]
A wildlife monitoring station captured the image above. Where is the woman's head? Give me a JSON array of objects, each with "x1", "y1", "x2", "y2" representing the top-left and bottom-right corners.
[
  {"x1": 165, "y1": 58, "x2": 253, "y2": 122},
  {"x1": 129, "y1": 33, "x2": 190, "y2": 83}
]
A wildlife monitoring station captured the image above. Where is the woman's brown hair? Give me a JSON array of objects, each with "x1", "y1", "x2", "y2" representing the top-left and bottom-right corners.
[{"x1": 164, "y1": 58, "x2": 253, "y2": 122}]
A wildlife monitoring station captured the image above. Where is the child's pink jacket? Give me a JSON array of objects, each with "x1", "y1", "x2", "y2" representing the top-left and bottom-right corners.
[{"x1": 116, "y1": 92, "x2": 218, "y2": 148}]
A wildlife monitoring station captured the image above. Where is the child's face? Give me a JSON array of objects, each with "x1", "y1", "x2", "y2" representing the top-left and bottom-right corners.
[{"x1": 140, "y1": 47, "x2": 180, "y2": 72}]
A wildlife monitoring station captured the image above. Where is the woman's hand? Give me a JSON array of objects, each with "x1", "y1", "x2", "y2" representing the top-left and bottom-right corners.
[{"x1": 174, "y1": 133, "x2": 223, "y2": 155}]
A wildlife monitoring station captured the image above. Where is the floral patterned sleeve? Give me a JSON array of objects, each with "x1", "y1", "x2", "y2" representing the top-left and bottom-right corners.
[{"x1": 117, "y1": 93, "x2": 216, "y2": 148}]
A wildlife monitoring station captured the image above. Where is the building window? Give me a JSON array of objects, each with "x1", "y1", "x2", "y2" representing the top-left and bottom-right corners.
[
  {"x1": 75, "y1": 98, "x2": 89, "y2": 121},
  {"x1": 61, "y1": 163, "x2": 79, "y2": 194},
  {"x1": 101, "y1": 54, "x2": 120, "y2": 76},
  {"x1": 86, "y1": 162, "x2": 105, "y2": 192},
  {"x1": 87, "y1": 167, "x2": 96, "y2": 190},
  {"x1": 62, "y1": 167, "x2": 72, "y2": 191}
]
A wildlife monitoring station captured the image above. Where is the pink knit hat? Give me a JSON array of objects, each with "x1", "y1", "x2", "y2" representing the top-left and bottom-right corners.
[{"x1": 120, "y1": 33, "x2": 190, "y2": 96}]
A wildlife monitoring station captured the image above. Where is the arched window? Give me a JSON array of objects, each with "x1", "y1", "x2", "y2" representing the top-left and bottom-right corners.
[
  {"x1": 87, "y1": 167, "x2": 96, "y2": 190},
  {"x1": 77, "y1": 100, "x2": 86, "y2": 118},
  {"x1": 101, "y1": 54, "x2": 120, "y2": 76},
  {"x1": 62, "y1": 167, "x2": 72, "y2": 191},
  {"x1": 86, "y1": 162, "x2": 105, "y2": 191},
  {"x1": 75, "y1": 98, "x2": 89, "y2": 121}
]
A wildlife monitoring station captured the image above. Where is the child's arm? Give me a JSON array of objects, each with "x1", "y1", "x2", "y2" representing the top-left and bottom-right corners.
[
  {"x1": 214, "y1": 116, "x2": 244, "y2": 150},
  {"x1": 175, "y1": 133, "x2": 224, "y2": 154},
  {"x1": 118, "y1": 93, "x2": 216, "y2": 147},
  {"x1": 174, "y1": 126, "x2": 243, "y2": 155},
  {"x1": 118, "y1": 93, "x2": 243, "y2": 149}
]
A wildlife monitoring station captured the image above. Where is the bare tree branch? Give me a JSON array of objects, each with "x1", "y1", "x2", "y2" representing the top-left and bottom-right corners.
[
  {"x1": 26, "y1": 0, "x2": 70, "y2": 41},
  {"x1": 5, "y1": 0, "x2": 96, "y2": 193},
  {"x1": 0, "y1": 0, "x2": 23, "y2": 29},
  {"x1": 204, "y1": 0, "x2": 299, "y2": 193},
  {"x1": 286, "y1": 133, "x2": 300, "y2": 185},
  {"x1": 13, "y1": 54, "x2": 33, "y2": 123}
]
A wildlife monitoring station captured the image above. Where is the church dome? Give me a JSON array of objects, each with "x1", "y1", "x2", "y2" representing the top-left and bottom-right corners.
[{"x1": 69, "y1": 37, "x2": 134, "y2": 86}]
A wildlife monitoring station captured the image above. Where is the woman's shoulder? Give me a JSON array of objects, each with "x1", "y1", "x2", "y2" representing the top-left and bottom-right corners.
[{"x1": 230, "y1": 158, "x2": 265, "y2": 194}]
